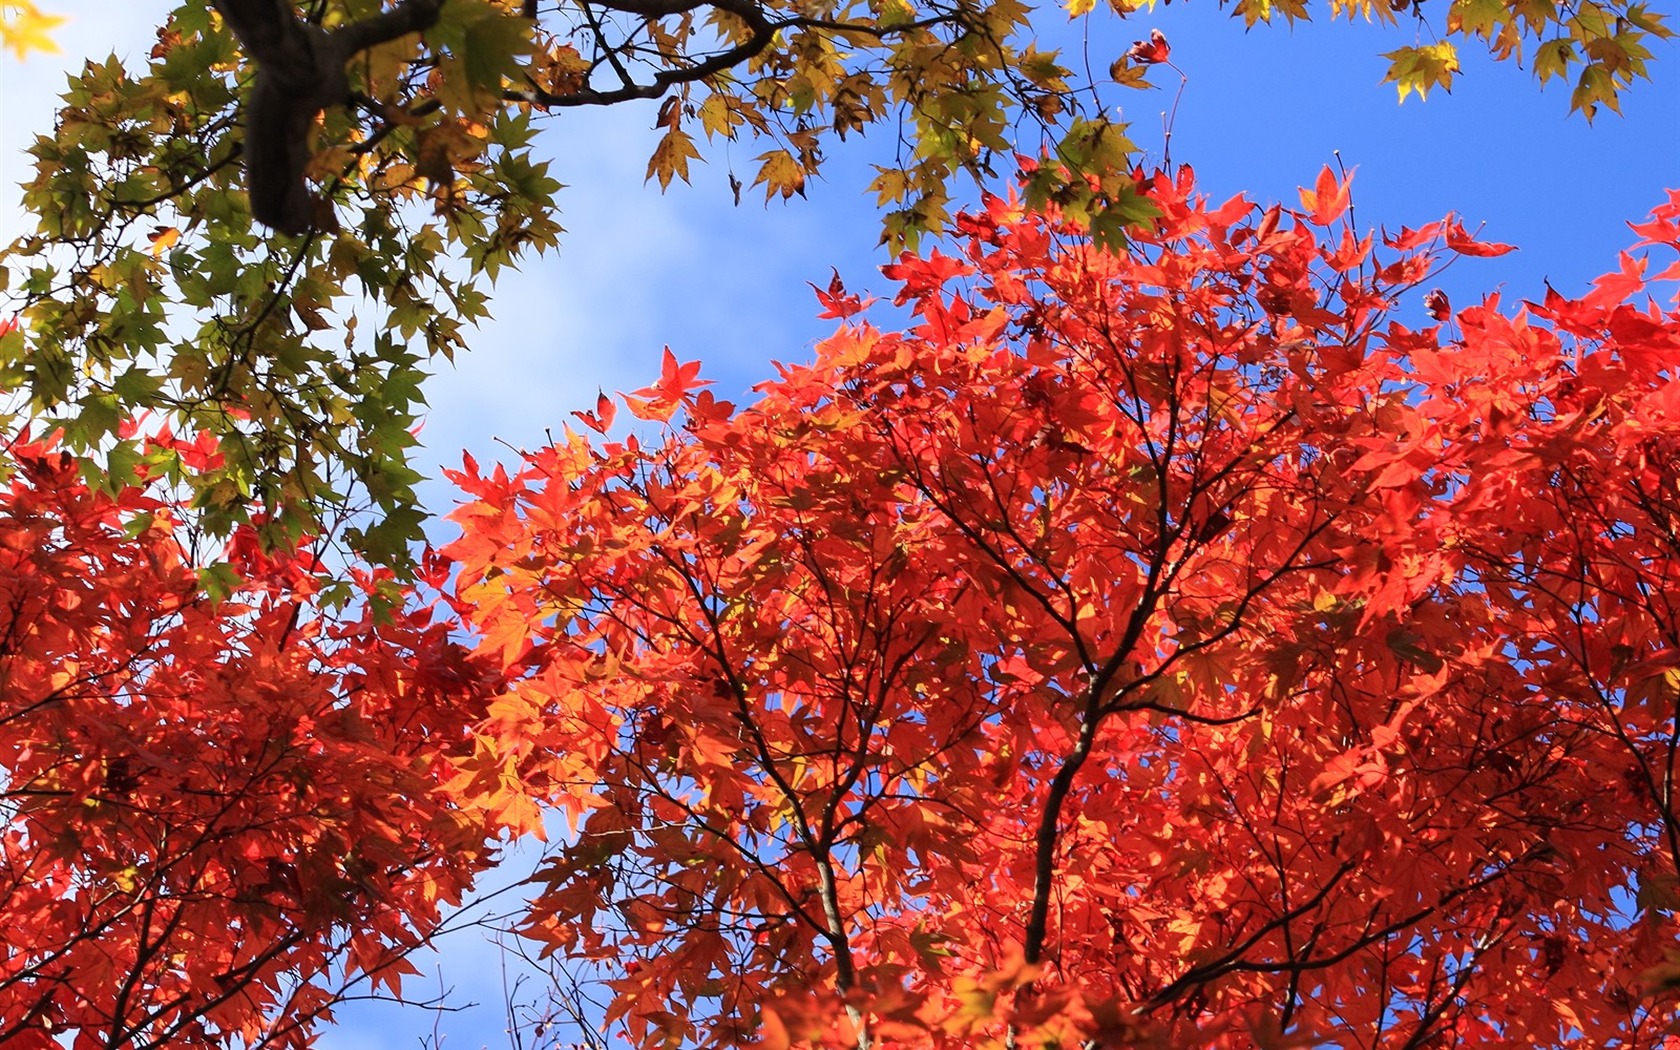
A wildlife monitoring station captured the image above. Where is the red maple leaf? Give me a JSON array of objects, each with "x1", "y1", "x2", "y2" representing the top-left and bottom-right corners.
[{"x1": 1127, "y1": 28, "x2": 1170, "y2": 65}]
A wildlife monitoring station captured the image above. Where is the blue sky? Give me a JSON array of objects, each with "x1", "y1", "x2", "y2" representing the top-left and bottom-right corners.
[{"x1": 2, "y1": 2, "x2": 1679, "y2": 1047}]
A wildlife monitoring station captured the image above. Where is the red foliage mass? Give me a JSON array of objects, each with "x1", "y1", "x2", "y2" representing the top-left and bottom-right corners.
[{"x1": 443, "y1": 166, "x2": 1680, "y2": 1048}]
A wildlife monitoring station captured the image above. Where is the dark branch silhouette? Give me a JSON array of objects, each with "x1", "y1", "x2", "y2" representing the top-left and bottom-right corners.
[{"x1": 211, "y1": 0, "x2": 445, "y2": 234}]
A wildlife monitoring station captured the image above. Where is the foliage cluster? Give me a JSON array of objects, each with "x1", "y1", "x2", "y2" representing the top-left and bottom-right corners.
[
  {"x1": 442, "y1": 168, "x2": 1680, "y2": 1047},
  {"x1": 0, "y1": 424, "x2": 503, "y2": 1049},
  {"x1": 0, "y1": 0, "x2": 1669, "y2": 574},
  {"x1": 2, "y1": 0, "x2": 1679, "y2": 1047}
]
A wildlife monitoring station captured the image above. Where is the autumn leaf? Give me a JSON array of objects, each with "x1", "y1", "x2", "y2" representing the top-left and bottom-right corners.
[
  {"x1": 1298, "y1": 164, "x2": 1352, "y2": 226},
  {"x1": 572, "y1": 390, "x2": 617, "y2": 434},
  {"x1": 1444, "y1": 219, "x2": 1516, "y2": 257},
  {"x1": 1, "y1": 0, "x2": 64, "y2": 58},
  {"x1": 647, "y1": 128, "x2": 703, "y2": 190},
  {"x1": 752, "y1": 148, "x2": 807, "y2": 202},
  {"x1": 145, "y1": 226, "x2": 180, "y2": 258},
  {"x1": 1126, "y1": 28, "x2": 1170, "y2": 65},
  {"x1": 1382, "y1": 41, "x2": 1461, "y2": 101}
]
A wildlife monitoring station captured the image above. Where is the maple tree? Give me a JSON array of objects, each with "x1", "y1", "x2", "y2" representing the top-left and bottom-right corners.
[
  {"x1": 0, "y1": 0, "x2": 1668, "y2": 574},
  {"x1": 2, "y1": 0, "x2": 1676, "y2": 1042},
  {"x1": 0, "y1": 419, "x2": 506, "y2": 1049},
  {"x1": 442, "y1": 167, "x2": 1680, "y2": 1048}
]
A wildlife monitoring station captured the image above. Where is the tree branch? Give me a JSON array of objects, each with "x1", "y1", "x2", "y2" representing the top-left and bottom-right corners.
[{"x1": 211, "y1": 0, "x2": 447, "y2": 234}]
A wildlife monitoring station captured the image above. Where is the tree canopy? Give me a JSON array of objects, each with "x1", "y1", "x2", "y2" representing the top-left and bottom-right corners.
[
  {"x1": 0, "y1": 0, "x2": 1669, "y2": 575},
  {"x1": 444, "y1": 168, "x2": 1680, "y2": 1048},
  {"x1": 4, "y1": 0, "x2": 1680, "y2": 1046},
  {"x1": 0, "y1": 422, "x2": 504, "y2": 1049}
]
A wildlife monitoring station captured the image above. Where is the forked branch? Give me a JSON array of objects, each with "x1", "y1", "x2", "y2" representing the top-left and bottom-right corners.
[{"x1": 211, "y1": 0, "x2": 446, "y2": 234}]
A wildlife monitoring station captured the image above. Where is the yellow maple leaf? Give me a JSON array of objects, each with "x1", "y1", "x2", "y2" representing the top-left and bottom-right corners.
[
  {"x1": 2, "y1": 0, "x2": 65, "y2": 59},
  {"x1": 751, "y1": 148, "x2": 805, "y2": 202},
  {"x1": 1382, "y1": 42, "x2": 1461, "y2": 103},
  {"x1": 147, "y1": 226, "x2": 180, "y2": 258}
]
